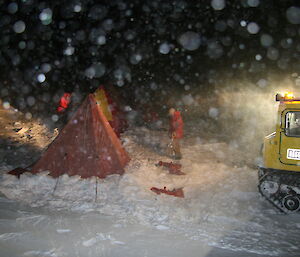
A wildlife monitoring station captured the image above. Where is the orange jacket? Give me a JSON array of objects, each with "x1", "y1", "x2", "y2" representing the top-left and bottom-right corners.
[
  {"x1": 169, "y1": 111, "x2": 183, "y2": 139},
  {"x1": 57, "y1": 93, "x2": 71, "y2": 113}
]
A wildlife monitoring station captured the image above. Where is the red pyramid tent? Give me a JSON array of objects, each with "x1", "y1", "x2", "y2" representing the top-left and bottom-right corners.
[{"x1": 31, "y1": 94, "x2": 130, "y2": 179}]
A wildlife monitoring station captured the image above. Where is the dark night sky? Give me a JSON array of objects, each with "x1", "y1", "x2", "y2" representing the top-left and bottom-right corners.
[{"x1": 1, "y1": 0, "x2": 300, "y2": 107}]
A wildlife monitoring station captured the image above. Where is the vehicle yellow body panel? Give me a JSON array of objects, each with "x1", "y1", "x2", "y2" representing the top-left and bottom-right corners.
[{"x1": 263, "y1": 101, "x2": 300, "y2": 172}]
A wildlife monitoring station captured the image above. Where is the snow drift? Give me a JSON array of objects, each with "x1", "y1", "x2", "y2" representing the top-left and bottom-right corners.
[{"x1": 1, "y1": 128, "x2": 298, "y2": 256}]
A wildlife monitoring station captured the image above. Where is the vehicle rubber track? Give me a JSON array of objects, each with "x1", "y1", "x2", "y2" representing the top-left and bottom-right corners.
[{"x1": 258, "y1": 168, "x2": 300, "y2": 214}]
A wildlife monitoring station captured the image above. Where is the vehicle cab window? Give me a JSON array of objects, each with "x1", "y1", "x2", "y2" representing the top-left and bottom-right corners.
[{"x1": 285, "y1": 111, "x2": 300, "y2": 137}]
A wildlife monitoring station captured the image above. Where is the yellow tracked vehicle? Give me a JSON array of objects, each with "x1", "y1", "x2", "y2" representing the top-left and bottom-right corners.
[{"x1": 259, "y1": 92, "x2": 300, "y2": 213}]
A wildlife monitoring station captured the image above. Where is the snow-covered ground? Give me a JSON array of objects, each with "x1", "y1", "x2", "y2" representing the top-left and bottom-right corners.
[{"x1": 0, "y1": 113, "x2": 300, "y2": 257}]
